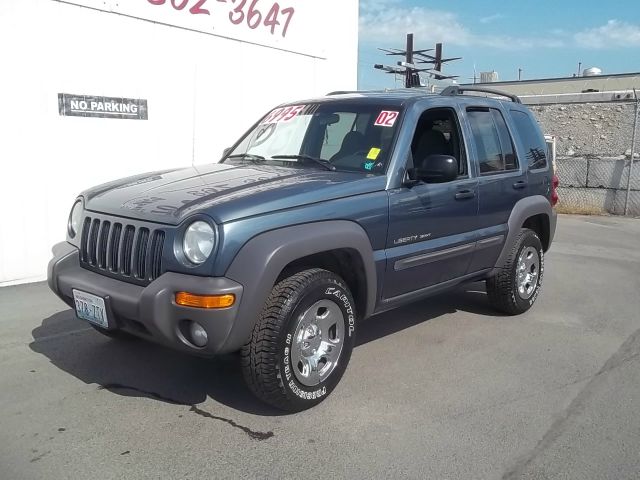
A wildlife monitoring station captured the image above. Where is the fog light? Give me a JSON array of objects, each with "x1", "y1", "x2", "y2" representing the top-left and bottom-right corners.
[
  {"x1": 190, "y1": 322, "x2": 208, "y2": 348},
  {"x1": 175, "y1": 292, "x2": 235, "y2": 309}
]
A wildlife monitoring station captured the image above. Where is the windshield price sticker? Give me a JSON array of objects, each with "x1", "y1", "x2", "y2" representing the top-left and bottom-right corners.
[
  {"x1": 374, "y1": 111, "x2": 399, "y2": 127},
  {"x1": 262, "y1": 105, "x2": 305, "y2": 124}
]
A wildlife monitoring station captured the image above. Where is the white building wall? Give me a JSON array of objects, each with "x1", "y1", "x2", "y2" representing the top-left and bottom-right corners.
[{"x1": 0, "y1": 0, "x2": 358, "y2": 285}]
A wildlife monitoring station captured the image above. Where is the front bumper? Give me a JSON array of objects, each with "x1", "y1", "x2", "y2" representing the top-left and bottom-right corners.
[{"x1": 47, "y1": 242, "x2": 244, "y2": 356}]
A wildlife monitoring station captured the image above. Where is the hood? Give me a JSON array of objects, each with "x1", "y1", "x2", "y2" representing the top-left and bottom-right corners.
[{"x1": 82, "y1": 163, "x2": 386, "y2": 225}]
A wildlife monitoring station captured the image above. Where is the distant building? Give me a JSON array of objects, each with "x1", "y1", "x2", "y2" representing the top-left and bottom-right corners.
[
  {"x1": 480, "y1": 71, "x2": 499, "y2": 83},
  {"x1": 463, "y1": 71, "x2": 640, "y2": 96}
]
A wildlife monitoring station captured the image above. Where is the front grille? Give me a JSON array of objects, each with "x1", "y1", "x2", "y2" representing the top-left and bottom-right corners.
[{"x1": 80, "y1": 215, "x2": 166, "y2": 285}]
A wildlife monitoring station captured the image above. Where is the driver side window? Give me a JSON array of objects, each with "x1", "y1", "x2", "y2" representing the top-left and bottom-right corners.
[{"x1": 410, "y1": 108, "x2": 468, "y2": 178}]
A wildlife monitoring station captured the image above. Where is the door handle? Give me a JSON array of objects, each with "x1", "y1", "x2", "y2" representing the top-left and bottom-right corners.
[
  {"x1": 513, "y1": 180, "x2": 528, "y2": 190},
  {"x1": 455, "y1": 189, "x2": 475, "y2": 200}
]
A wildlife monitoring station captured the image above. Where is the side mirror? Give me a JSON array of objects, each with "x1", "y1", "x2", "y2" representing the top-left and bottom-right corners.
[
  {"x1": 409, "y1": 155, "x2": 458, "y2": 184},
  {"x1": 222, "y1": 147, "x2": 232, "y2": 158}
]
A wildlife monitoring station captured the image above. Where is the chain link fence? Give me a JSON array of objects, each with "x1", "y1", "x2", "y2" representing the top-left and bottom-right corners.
[
  {"x1": 532, "y1": 92, "x2": 640, "y2": 217},
  {"x1": 556, "y1": 155, "x2": 640, "y2": 216}
]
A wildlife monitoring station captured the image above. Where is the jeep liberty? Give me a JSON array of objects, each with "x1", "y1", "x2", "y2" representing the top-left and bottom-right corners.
[{"x1": 48, "y1": 86, "x2": 558, "y2": 411}]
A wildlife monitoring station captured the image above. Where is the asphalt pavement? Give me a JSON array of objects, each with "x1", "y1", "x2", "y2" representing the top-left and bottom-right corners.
[{"x1": 1, "y1": 214, "x2": 639, "y2": 479}]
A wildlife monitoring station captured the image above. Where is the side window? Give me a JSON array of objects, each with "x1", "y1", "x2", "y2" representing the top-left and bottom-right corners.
[
  {"x1": 510, "y1": 110, "x2": 548, "y2": 170},
  {"x1": 411, "y1": 107, "x2": 468, "y2": 178},
  {"x1": 467, "y1": 108, "x2": 518, "y2": 175},
  {"x1": 492, "y1": 110, "x2": 517, "y2": 171},
  {"x1": 320, "y1": 112, "x2": 357, "y2": 160}
]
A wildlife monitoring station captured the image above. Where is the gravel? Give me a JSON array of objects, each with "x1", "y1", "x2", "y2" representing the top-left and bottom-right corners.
[{"x1": 530, "y1": 102, "x2": 636, "y2": 156}]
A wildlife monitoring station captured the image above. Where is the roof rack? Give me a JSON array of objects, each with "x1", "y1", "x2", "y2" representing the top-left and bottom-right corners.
[
  {"x1": 440, "y1": 85, "x2": 521, "y2": 103},
  {"x1": 326, "y1": 88, "x2": 436, "y2": 96}
]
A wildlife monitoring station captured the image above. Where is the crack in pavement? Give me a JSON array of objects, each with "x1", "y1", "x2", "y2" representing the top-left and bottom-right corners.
[
  {"x1": 98, "y1": 383, "x2": 274, "y2": 441},
  {"x1": 190, "y1": 405, "x2": 274, "y2": 441},
  {"x1": 501, "y1": 326, "x2": 640, "y2": 479},
  {"x1": 449, "y1": 372, "x2": 594, "y2": 422},
  {"x1": 30, "y1": 450, "x2": 51, "y2": 463},
  {"x1": 99, "y1": 383, "x2": 185, "y2": 405}
]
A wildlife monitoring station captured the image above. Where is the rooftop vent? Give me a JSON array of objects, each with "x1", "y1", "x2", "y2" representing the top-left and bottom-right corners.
[
  {"x1": 480, "y1": 71, "x2": 499, "y2": 83},
  {"x1": 583, "y1": 67, "x2": 602, "y2": 77}
]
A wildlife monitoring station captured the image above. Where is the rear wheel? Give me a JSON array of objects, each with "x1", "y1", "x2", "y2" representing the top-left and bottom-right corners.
[
  {"x1": 486, "y1": 228, "x2": 544, "y2": 315},
  {"x1": 241, "y1": 268, "x2": 356, "y2": 412}
]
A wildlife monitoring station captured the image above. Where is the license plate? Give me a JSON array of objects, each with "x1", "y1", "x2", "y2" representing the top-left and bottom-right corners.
[{"x1": 72, "y1": 289, "x2": 109, "y2": 329}]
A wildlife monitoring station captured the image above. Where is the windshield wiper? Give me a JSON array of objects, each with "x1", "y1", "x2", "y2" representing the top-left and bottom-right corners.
[
  {"x1": 271, "y1": 155, "x2": 336, "y2": 171},
  {"x1": 226, "y1": 153, "x2": 266, "y2": 163}
]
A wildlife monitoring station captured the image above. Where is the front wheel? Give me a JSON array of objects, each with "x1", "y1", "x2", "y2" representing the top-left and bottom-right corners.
[
  {"x1": 486, "y1": 228, "x2": 544, "y2": 315},
  {"x1": 241, "y1": 268, "x2": 356, "y2": 412}
]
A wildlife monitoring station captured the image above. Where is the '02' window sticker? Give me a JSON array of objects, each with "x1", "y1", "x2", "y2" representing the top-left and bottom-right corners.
[
  {"x1": 261, "y1": 105, "x2": 305, "y2": 124},
  {"x1": 374, "y1": 111, "x2": 399, "y2": 127}
]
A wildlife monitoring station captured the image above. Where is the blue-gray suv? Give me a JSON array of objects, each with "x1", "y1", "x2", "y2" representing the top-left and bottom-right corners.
[{"x1": 48, "y1": 86, "x2": 558, "y2": 411}]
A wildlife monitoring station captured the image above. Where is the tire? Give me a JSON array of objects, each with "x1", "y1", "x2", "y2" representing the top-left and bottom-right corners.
[
  {"x1": 241, "y1": 268, "x2": 356, "y2": 412},
  {"x1": 486, "y1": 228, "x2": 544, "y2": 315},
  {"x1": 89, "y1": 324, "x2": 139, "y2": 341}
]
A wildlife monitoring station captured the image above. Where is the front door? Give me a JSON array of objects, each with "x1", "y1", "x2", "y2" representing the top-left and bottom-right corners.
[{"x1": 384, "y1": 107, "x2": 479, "y2": 300}]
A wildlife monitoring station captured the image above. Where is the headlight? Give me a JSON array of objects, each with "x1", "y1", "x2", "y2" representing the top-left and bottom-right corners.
[
  {"x1": 183, "y1": 221, "x2": 215, "y2": 265},
  {"x1": 68, "y1": 200, "x2": 83, "y2": 238}
]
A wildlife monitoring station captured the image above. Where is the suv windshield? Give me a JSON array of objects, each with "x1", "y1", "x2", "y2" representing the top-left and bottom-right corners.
[{"x1": 223, "y1": 102, "x2": 403, "y2": 174}]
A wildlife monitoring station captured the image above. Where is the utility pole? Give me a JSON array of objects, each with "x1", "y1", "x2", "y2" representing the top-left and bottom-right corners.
[
  {"x1": 518, "y1": 68, "x2": 523, "y2": 81},
  {"x1": 434, "y1": 43, "x2": 443, "y2": 72},
  {"x1": 624, "y1": 88, "x2": 638, "y2": 215},
  {"x1": 405, "y1": 33, "x2": 414, "y2": 88}
]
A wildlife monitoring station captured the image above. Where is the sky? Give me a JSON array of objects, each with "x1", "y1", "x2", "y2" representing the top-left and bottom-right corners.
[{"x1": 358, "y1": 0, "x2": 640, "y2": 89}]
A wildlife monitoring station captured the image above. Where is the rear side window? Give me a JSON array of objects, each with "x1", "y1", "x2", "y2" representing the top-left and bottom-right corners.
[
  {"x1": 509, "y1": 110, "x2": 548, "y2": 170},
  {"x1": 467, "y1": 108, "x2": 518, "y2": 175}
]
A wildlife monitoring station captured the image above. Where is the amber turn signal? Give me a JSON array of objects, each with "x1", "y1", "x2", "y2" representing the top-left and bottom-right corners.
[{"x1": 175, "y1": 292, "x2": 235, "y2": 309}]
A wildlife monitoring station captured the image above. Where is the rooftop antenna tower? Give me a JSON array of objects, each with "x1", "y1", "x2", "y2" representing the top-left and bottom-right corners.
[{"x1": 374, "y1": 34, "x2": 461, "y2": 88}]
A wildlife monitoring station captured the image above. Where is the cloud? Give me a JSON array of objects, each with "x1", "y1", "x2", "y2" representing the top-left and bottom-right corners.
[
  {"x1": 359, "y1": 3, "x2": 564, "y2": 50},
  {"x1": 360, "y1": 5, "x2": 470, "y2": 44},
  {"x1": 360, "y1": 5, "x2": 640, "y2": 53},
  {"x1": 574, "y1": 20, "x2": 640, "y2": 48},
  {"x1": 360, "y1": 0, "x2": 402, "y2": 12},
  {"x1": 480, "y1": 13, "x2": 504, "y2": 24}
]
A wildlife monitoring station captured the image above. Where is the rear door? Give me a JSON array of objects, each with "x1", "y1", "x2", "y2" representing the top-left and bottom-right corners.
[
  {"x1": 509, "y1": 108, "x2": 552, "y2": 200},
  {"x1": 463, "y1": 104, "x2": 528, "y2": 272}
]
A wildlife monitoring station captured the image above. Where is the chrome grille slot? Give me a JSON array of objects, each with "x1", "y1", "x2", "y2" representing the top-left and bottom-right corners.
[
  {"x1": 150, "y1": 231, "x2": 165, "y2": 281},
  {"x1": 108, "y1": 223, "x2": 122, "y2": 272},
  {"x1": 97, "y1": 221, "x2": 110, "y2": 269},
  {"x1": 80, "y1": 217, "x2": 91, "y2": 263},
  {"x1": 134, "y1": 228, "x2": 150, "y2": 279},
  {"x1": 88, "y1": 219, "x2": 100, "y2": 266},
  {"x1": 121, "y1": 225, "x2": 135, "y2": 276},
  {"x1": 78, "y1": 215, "x2": 165, "y2": 286}
]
